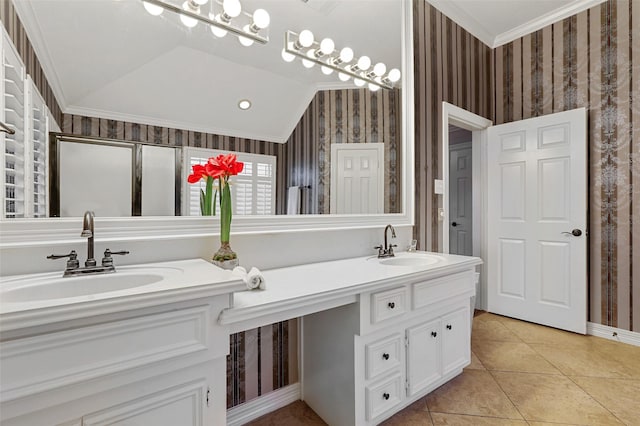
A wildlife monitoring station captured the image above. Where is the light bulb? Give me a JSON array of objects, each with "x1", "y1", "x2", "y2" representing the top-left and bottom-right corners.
[
  {"x1": 252, "y1": 9, "x2": 270, "y2": 29},
  {"x1": 369, "y1": 76, "x2": 382, "y2": 91},
  {"x1": 209, "y1": 13, "x2": 228, "y2": 37},
  {"x1": 298, "y1": 30, "x2": 314, "y2": 48},
  {"x1": 281, "y1": 48, "x2": 295, "y2": 62},
  {"x1": 338, "y1": 72, "x2": 350, "y2": 82},
  {"x1": 321, "y1": 65, "x2": 333, "y2": 75},
  {"x1": 320, "y1": 38, "x2": 335, "y2": 55},
  {"x1": 373, "y1": 62, "x2": 387, "y2": 77},
  {"x1": 180, "y1": 1, "x2": 199, "y2": 28},
  {"x1": 354, "y1": 78, "x2": 365, "y2": 87},
  {"x1": 192, "y1": 0, "x2": 208, "y2": 4},
  {"x1": 340, "y1": 47, "x2": 354, "y2": 63},
  {"x1": 302, "y1": 50, "x2": 315, "y2": 68},
  {"x1": 387, "y1": 68, "x2": 401, "y2": 83},
  {"x1": 357, "y1": 56, "x2": 371, "y2": 71},
  {"x1": 143, "y1": 1, "x2": 164, "y2": 15},
  {"x1": 239, "y1": 25, "x2": 254, "y2": 47},
  {"x1": 223, "y1": 0, "x2": 241, "y2": 18}
]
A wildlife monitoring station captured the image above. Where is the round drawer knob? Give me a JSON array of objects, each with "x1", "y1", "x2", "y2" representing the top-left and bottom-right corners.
[
  {"x1": 388, "y1": 302, "x2": 395, "y2": 309},
  {"x1": 382, "y1": 353, "x2": 390, "y2": 360},
  {"x1": 382, "y1": 392, "x2": 390, "y2": 400},
  {"x1": 446, "y1": 324, "x2": 452, "y2": 330},
  {"x1": 431, "y1": 331, "x2": 437, "y2": 338}
]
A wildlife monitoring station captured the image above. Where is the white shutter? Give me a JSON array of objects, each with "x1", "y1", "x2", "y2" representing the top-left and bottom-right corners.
[
  {"x1": 183, "y1": 148, "x2": 276, "y2": 216},
  {"x1": 1, "y1": 31, "x2": 26, "y2": 219},
  {"x1": 26, "y1": 77, "x2": 48, "y2": 218}
]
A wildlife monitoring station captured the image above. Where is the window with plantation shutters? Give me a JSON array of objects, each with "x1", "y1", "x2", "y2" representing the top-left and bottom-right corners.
[
  {"x1": 1, "y1": 33, "x2": 51, "y2": 219},
  {"x1": 183, "y1": 147, "x2": 276, "y2": 216},
  {"x1": 2, "y1": 32, "x2": 26, "y2": 219}
]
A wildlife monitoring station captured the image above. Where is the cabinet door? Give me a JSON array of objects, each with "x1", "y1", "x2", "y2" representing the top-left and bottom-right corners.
[
  {"x1": 441, "y1": 307, "x2": 470, "y2": 376},
  {"x1": 406, "y1": 319, "x2": 441, "y2": 397},
  {"x1": 82, "y1": 380, "x2": 208, "y2": 426}
]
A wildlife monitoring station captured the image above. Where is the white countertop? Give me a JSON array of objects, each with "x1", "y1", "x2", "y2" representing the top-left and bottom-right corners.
[
  {"x1": 0, "y1": 258, "x2": 245, "y2": 333},
  {"x1": 220, "y1": 251, "x2": 482, "y2": 331}
]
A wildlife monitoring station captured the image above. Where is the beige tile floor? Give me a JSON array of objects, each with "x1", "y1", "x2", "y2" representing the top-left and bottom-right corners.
[{"x1": 246, "y1": 312, "x2": 640, "y2": 425}]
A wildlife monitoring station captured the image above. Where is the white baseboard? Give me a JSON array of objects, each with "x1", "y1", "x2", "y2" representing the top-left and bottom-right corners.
[
  {"x1": 226, "y1": 383, "x2": 301, "y2": 426},
  {"x1": 587, "y1": 322, "x2": 640, "y2": 347}
]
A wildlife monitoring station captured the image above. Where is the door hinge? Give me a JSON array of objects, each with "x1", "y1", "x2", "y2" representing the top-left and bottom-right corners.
[
  {"x1": 206, "y1": 387, "x2": 210, "y2": 407},
  {"x1": 404, "y1": 335, "x2": 409, "y2": 347}
]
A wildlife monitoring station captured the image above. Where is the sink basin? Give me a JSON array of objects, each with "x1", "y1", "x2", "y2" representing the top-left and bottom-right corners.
[
  {"x1": 0, "y1": 267, "x2": 182, "y2": 303},
  {"x1": 375, "y1": 252, "x2": 445, "y2": 267}
]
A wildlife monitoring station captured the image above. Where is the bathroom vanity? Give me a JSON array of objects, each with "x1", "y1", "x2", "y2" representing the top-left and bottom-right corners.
[
  {"x1": 220, "y1": 251, "x2": 481, "y2": 425},
  {"x1": 0, "y1": 251, "x2": 480, "y2": 426}
]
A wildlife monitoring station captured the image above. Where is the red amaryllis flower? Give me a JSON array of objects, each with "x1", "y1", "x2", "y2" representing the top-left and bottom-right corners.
[
  {"x1": 187, "y1": 164, "x2": 207, "y2": 183},
  {"x1": 207, "y1": 153, "x2": 244, "y2": 178}
]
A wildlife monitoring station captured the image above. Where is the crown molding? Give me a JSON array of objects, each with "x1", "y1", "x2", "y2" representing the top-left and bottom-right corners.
[
  {"x1": 63, "y1": 105, "x2": 289, "y2": 144},
  {"x1": 426, "y1": 0, "x2": 606, "y2": 49},
  {"x1": 493, "y1": 0, "x2": 606, "y2": 47},
  {"x1": 11, "y1": 0, "x2": 68, "y2": 110},
  {"x1": 425, "y1": 0, "x2": 494, "y2": 47}
]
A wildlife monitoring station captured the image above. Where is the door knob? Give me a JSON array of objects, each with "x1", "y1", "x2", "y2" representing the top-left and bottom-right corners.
[
  {"x1": 562, "y1": 229, "x2": 582, "y2": 237},
  {"x1": 451, "y1": 222, "x2": 458, "y2": 227}
]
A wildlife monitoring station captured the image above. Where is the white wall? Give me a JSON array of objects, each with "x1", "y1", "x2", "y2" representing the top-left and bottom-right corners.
[{"x1": 0, "y1": 226, "x2": 414, "y2": 277}]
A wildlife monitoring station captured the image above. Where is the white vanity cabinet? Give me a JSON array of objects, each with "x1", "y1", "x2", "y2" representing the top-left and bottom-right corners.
[
  {"x1": 1, "y1": 297, "x2": 228, "y2": 426},
  {"x1": 302, "y1": 269, "x2": 475, "y2": 426},
  {"x1": 0, "y1": 260, "x2": 246, "y2": 426}
]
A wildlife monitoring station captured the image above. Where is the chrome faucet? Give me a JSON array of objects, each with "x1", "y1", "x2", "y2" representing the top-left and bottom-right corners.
[
  {"x1": 374, "y1": 224, "x2": 397, "y2": 258},
  {"x1": 48, "y1": 211, "x2": 129, "y2": 277},
  {"x1": 81, "y1": 210, "x2": 96, "y2": 267}
]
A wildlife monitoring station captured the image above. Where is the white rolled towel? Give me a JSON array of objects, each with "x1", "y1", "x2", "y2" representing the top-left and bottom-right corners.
[
  {"x1": 247, "y1": 267, "x2": 266, "y2": 290},
  {"x1": 232, "y1": 266, "x2": 247, "y2": 277}
]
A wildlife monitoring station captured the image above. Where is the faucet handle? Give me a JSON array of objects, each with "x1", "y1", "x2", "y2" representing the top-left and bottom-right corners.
[
  {"x1": 374, "y1": 245, "x2": 384, "y2": 255},
  {"x1": 47, "y1": 250, "x2": 80, "y2": 270},
  {"x1": 102, "y1": 249, "x2": 130, "y2": 267},
  {"x1": 388, "y1": 244, "x2": 397, "y2": 256}
]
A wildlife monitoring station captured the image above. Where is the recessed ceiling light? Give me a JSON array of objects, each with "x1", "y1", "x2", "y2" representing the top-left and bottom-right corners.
[{"x1": 238, "y1": 99, "x2": 251, "y2": 110}]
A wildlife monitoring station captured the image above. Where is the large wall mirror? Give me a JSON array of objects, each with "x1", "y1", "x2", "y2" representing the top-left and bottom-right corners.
[{"x1": 1, "y1": 0, "x2": 413, "y2": 242}]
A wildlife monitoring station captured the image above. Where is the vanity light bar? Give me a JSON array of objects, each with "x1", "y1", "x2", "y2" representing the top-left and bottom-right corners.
[
  {"x1": 283, "y1": 30, "x2": 399, "y2": 90},
  {"x1": 141, "y1": 0, "x2": 269, "y2": 45}
]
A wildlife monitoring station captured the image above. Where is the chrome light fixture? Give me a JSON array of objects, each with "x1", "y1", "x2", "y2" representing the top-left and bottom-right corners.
[
  {"x1": 282, "y1": 30, "x2": 401, "y2": 90},
  {"x1": 141, "y1": 0, "x2": 270, "y2": 45}
]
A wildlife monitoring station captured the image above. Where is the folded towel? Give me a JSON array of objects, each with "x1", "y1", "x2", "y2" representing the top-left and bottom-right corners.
[{"x1": 247, "y1": 267, "x2": 266, "y2": 290}]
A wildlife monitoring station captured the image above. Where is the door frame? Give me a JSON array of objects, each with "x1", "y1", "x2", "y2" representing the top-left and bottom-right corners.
[{"x1": 441, "y1": 102, "x2": 492, "y2": 309}]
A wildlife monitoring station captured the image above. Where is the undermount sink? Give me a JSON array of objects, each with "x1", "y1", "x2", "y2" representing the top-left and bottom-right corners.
[
  {"x1": 0, "y1": 267, "x2": 183, "y2": 303},
  {"x1": 375, "y1": 252, "x2": 445, "y2": 267}
]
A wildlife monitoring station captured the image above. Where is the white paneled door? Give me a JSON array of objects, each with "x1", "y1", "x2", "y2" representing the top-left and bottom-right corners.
[
  {"x1": 330, "y1": 143, "x2": 384, "y2": 214},
  {"x1": 487, "y1": 108, "x2": 587, "y2": 334}
]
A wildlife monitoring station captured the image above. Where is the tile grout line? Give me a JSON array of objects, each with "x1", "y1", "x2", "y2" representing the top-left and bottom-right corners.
[
  {"x1": 523, "y1": 333, "x2": 629, "y2": 425},
  {"x1": 484, "y1": 368, "x2": 529, "y2": 423},
  {"x1": 563, "y1": 374, "x2": 628, "y2": 425}
]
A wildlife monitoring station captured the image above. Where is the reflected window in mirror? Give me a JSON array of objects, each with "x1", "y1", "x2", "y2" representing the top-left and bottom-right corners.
[{"x1": 184, "y1": 148, "x2": 276, "y2": 216}]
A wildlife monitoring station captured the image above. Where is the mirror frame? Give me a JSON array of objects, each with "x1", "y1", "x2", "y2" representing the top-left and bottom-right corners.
[{"x1": 0, "y1": 0, "x2": 414, "y2": 248}]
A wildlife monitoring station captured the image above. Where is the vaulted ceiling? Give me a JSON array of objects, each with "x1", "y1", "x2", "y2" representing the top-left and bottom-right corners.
[{"x1": 14, "y1": 0, "x2": 603, "y2": 143}]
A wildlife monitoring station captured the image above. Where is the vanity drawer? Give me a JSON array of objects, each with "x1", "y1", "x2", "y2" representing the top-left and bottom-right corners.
[
  {"x1": 413, "y1": 271, "x2": 473, "y2": 310},
  {"x1": 365, "y1": 334, "x2": 402, "y2": 380},
  {"x1": 365, "y1": 374, "x2": 403, "y2": 421},
  {"x1": 371, "y1": 287, "x2": 408, "y2": 324}
]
